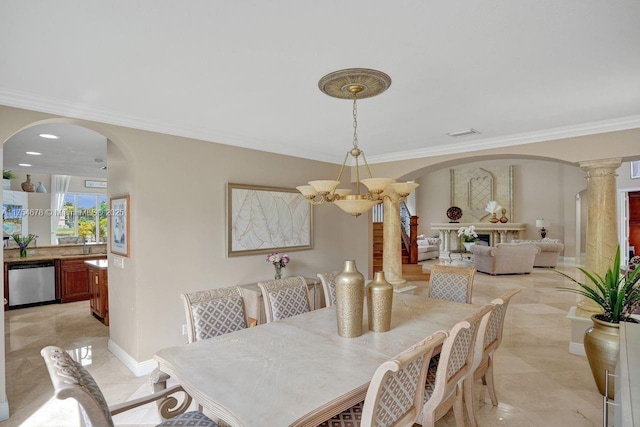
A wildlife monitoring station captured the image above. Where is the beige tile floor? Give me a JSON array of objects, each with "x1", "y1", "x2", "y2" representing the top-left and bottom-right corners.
[{"x1": 3, "y1": 261, "x2": 603, "y2": 426}]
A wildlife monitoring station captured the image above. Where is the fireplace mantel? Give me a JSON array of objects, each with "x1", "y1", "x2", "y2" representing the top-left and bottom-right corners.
[{"x1": 431, "y1": 222, "x2": 527, "y2": 255}]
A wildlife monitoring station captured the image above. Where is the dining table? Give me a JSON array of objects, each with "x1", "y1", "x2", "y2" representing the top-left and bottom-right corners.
[{"x1": 154, "y1": 292, "x2": 479, "y2": 427}]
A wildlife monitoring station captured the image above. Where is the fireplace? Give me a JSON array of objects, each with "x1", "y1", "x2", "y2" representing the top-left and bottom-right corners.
[{"x1": 477, "y1": 233, "x2": 491, "y2": 246}]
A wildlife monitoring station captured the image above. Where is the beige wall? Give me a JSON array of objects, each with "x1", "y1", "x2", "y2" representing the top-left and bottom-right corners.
[{"x1": 0, "y1": 105, "x2": 370, "y2": 369}]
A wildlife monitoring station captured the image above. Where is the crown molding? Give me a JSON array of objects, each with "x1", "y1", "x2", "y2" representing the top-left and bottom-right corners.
[
  {"x1": 365, "y1": 115, "x2": 640, "y2": 164},
  {"x1": 2, "y1": 88, "x2": 638, "y2": 166},
  {"x1": 0, "y1": 88, "x2": 340, "y2": 163}
]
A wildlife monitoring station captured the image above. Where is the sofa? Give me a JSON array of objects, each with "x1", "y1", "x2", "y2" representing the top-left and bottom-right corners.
[
  {"x1": 470, "y1": 243, "x2": 540, "y2": 275},
  {"x1": 514, "y1": 238, "x2": 564, "y2": 267},
  {"x1": 417, "y1": 236, "x2": 440, "y2": 261}
]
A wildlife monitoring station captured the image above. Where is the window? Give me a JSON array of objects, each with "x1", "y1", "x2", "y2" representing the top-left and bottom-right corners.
[{"x1": 56, "y1": 193, "x2": 108, "y2": 243}]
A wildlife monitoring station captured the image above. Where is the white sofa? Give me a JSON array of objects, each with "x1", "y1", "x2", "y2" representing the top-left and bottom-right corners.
[
  {"x1": 514, "y1": 238, "x2": 564, "y2": 267},
  {"x1": 417, "y1": 236, "x2": 440, "y2": 261}
]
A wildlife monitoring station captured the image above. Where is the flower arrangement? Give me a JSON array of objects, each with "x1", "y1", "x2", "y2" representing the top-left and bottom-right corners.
[
  {"x1": 485, "y1": 200, "x2": 502, "y2": 214},
  {"x1": 12, "y1": 233, "x2": 38, "y2": 257},
  {"x1": 457, "y1": 225, "x2": 478, "y2": 243},
  {"x1": 267, "y1": 252, "x2": 289, "y2": 279}
]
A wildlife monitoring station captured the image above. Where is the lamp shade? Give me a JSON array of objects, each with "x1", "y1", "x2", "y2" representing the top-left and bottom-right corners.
[
  {"x1": 388, "y1": 182, "x2": 419, "y2": 196},
  {"x1": 308, "y1": 180, "x2": 340, "y2": 194},
  {"x1": 334, "y1": 195, "x2": 378, "y2": 217},
  {"x1": 536, "y1": 219, "x2": 549, "y2": 228}
]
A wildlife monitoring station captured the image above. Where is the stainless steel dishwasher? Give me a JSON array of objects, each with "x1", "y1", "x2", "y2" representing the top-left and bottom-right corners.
[{"x1": 8, "y1": 260, "x2": 56, "y2": 308}]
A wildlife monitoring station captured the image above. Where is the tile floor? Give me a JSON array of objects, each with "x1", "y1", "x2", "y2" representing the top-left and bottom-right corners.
[{"x1": 4, "y1": 260, "x2": 604, "y2": 426}]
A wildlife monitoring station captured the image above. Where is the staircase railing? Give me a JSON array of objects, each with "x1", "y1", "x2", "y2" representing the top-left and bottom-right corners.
[{"x1": 372, "y1": 202, "x2": 419, "y2": 264}]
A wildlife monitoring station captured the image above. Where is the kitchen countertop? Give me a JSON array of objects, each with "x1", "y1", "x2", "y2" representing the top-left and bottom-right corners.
[
  {"x1": 85, "y1": 259, "x2": 108, "y2": 269},
  {"x1": 4, "y1": 253, "x2": 107, "y2": 264}
]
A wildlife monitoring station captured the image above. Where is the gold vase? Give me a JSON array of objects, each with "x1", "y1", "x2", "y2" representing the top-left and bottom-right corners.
[
  {"x1": 489, "y1": 212, "x2": 499, "y2": 223},
  {"x1": 334, "y1": 260, "x2": 365, "y2": 338},
  {"x1": 366, "y1": 271, "x2": 393, "y2": 332},
  {"x1": 584, "y1": 315, "x2": 619, "y2": 399}
]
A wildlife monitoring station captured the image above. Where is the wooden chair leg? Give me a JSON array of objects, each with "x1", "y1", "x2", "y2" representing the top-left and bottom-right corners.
[
  {"x1": 453, "y1": 386, "x2": 466, "y2": 427},
  {"x1": 463, "y1": 378, "x2": 478, "y2": 427},
  {"x1": 485, "y1": 356, "x2": 498, "y2": 406}
]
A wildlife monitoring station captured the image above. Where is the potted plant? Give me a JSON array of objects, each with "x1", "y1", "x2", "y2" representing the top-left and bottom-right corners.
[
  {"x1": 557, "y1": 246, "x2": 640, "y2": 398},
  {"x1": 2, "y1": 170, "x2": 15, "y2": 190},
  {"x1": 457, "y1": 225, "x2": 478, "y2": 251}
]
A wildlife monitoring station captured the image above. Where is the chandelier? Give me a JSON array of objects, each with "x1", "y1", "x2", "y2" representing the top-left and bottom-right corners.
[{"x1": 296, "y1": 68, "x2": 419, "y2": 217}]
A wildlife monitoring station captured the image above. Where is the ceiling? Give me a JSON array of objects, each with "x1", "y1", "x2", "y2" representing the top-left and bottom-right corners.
[{"x1": 1, "y1": 1, "x2": 639, "y2": 166}]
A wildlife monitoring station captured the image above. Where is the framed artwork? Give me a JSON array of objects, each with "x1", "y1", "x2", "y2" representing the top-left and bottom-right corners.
[
  {"x1": 227, "y1": 183, "x2": 313, "y2": 257},
  {"x1": 110, "y1": 195, "x2": 130, "y2": 257},
  {"x1": 632, "y1": 161, "x2": 640, "y2": 179}
]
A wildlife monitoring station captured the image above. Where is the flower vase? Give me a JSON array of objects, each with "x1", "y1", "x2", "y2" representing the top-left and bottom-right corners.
[
  {"x1": 463, "y1": 241, "x2": 475, "y2": 252},
  {"x1": 334, "y1": 260, "x2": 365, "y2": 338},
  {"x1": 274, "y1": 264, "x2": 282, "y2": 280},
  {"x1": 489, "y1": 212, "x2": 499, "y2": 223},
  {"x1": 19, "y1": 247, "x2": 27, "y2": 258}
]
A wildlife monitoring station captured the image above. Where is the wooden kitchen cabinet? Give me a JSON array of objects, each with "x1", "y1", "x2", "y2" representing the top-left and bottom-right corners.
[
  {"x1": 56, "y1": 256, "x2": 107, "y2": 303},
  {"x1": 87, "y1": 261, "x2": 108, "y2": 325}
]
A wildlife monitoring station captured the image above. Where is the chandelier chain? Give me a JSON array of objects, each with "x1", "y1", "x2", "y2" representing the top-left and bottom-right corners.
[{"x1": 352, "y1": 96, "x2": 358, "y2": 149}]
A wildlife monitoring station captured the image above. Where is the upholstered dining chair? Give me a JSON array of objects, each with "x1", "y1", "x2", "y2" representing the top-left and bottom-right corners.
[
  {"x1": 318, "y1": 331, "x2": 448, "y2": 427},
  {"x1": 258, "y1": 276, "x2": 311, "y2": 322},
  {"x1": 419, "y1": 303, "x2": 494, "y2": 427},
  {"x1": 41, "y1": 345, "x2": 219, "y2": 427},
  {"x1": 463, "y1": 288, "x2": 521, "y2": 426},
  {"x1": 317, "y1": 271, "x2": 339, "y2": 307},
  {"x1": 180, "y1": 286, "x2": 248, "y2": 344},
  {"x1": 428, "y1": 264, "x2": 476, "y2": 304}
]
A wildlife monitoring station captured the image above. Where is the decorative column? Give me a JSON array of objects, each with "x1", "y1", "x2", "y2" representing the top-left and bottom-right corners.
[
  {"x1": 382, "y1": 197, "x2": 407, "y2": 289},
  {"x1": 577, "y1": 158, "x2": 622, "y2": 316}
]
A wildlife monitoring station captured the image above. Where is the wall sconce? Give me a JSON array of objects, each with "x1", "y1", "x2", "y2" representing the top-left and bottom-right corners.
[{"x1": 536, "y1": 219, "x2": 549, "y2": 239}]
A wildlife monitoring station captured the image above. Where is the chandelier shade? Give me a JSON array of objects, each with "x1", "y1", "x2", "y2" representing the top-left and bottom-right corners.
[{"x1": 297, "y1": 68, "x2": 418, "y2": 217}]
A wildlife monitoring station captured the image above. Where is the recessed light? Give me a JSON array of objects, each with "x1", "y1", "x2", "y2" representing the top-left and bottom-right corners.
[
  {"x1": 39, "y1": 133, "x2": 59, "y2": 139},
  {"x1": 94, "y1": 158, "x2": 104, "y2": 164},
  {"x1": 18, "y1": 163, "x2": 32, "y2": 167},
  {"x1": 100, "y1": 166, "x2": 107, "y2": 170},
  {"x1": 446, "y1": 128, "x2": 480, "y2": 138},
  {"x1": 26, "y1": 151, "x2": 42, "y2": 156}
]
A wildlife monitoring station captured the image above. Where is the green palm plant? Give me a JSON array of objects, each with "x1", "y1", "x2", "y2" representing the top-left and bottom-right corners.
[{"x1": 557, "y1": 246, "x2": 640, "y2": 323}]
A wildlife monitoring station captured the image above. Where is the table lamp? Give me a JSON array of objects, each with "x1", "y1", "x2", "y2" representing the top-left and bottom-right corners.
[{"x1": 536, "y1": 219, "x2": 549, "y2": 239}]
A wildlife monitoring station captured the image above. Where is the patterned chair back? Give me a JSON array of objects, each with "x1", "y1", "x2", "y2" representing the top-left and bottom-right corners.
[
  {"x1": 41, "y1": 346, "x2": 115, "y2": 427},
  {"x1": 180, "y1": 286, "x2": 248, "y2": 343},
  {"x1": 258, "y1": 276, "x2": 311, "y2": 322},
  {"x1": 317, "y1": 271, "x2": 339, "y2": 307},
  {"x1": 420, "y1": 304, "x2": 493, "y2": 426},
  {"x1": 428, "y1": 264, "x2": 476, "y2": 304},
  {"x1": 360, "y1": 332, "x2": 447, "y2": 427},
  {"x1": 482, "y1": 288, "x2": 520, "y2": 357}
]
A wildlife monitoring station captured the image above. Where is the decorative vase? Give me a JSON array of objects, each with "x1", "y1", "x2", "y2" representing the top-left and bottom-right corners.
[
  {"x1": 334, "y1": 260, "x2": 365, "y2": 338},
  {"x1": 19, "y1": 247, "x2": 27, "y2": 258},
  {"x1": 584, "y1": 315, "x2": 620, "y2": 399},
  {"x1": 274, "y1": 264, "x2": 283, "y2": 280},
  {"x1": 36, "y1": 181, "x2": 47, "y2": 193},
  {"x1": 21, "y1": 174, "x2": 35, "y2": 192},
  {"x1": 463, "y1": 241, "x2": 475, "y2": 252},
  {"x1": 366, "y1": 271, "x2": 393, "y2": 332},
  {"x1": 499, "y1": 208, "x2": 508, "y2": 223},
  {"x1": 2, "y1": 179, "x2": 10, "y2": 190},
  {"x1": 489, "y1": 212, "x2": 499, "y2": 223}
]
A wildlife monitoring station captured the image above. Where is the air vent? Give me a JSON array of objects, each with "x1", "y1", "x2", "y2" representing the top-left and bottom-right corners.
[{"x1": 446, "y1": 128, "x2": 480, "y2": 138}]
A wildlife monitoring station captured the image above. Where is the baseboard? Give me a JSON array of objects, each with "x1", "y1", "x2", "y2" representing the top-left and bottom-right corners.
[
  {"x1": 108, "y1": 339, "x2": 157, "y2": 377},
  {"x1": 0, "y1": 399, "x2": 9, "y2": 421},
  {"x1": 569, "y1": 342, "x2": 586, "y2": 357}
]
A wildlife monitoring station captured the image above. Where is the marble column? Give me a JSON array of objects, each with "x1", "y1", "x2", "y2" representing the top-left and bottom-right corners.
[
  {"x1": 576, "y1": 158, "x2": 622, "y2": 316},
  {"x1": 382, "y1": 197, "x2": 407, "y2": 288}
]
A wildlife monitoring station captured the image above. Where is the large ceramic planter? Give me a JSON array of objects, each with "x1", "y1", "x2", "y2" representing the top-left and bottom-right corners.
[{"x1": 584, "y1": 315, "x2": 620, "y2": 399}]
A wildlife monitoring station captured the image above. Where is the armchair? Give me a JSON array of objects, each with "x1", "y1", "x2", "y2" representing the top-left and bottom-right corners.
[{"x1": 470, "y1": 243, "x2": 540, "y2": 275}]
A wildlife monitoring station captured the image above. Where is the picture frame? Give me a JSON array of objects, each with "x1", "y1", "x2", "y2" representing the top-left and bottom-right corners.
[
  {"x1": 227, "y1": 183, "x2": 313, "y2": 257},
  {"x1": 110, "y1": 195, "x2": 130, "y2": 257},
  {"x1": 632, "y1": 161, "x2": 640, "y2": 179}
]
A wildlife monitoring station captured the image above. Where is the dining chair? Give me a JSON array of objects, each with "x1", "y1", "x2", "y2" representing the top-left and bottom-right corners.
[
  {"x1": 41, "y1": 345, "x2": 219, "y2": 427},
  {"x1": 180, "y1": 286, "x2": 248, "y2": 343},
  {"x1": 428, "y1": 264, "x2": 476, "y2": 304},
  {"x1": 317, "y1": 271, "x2": 339, "y2": 307},
  {"x1": 258, "y1": 276, "x2": 311, "y2": 322},
  {"x1": 318, "y1": 331, "x2": 448, "y2": 427},
  {"x1": 419, "y1": 303, "x2": 494, "y2": 427},
  {"x1": 463, "y1": 288, "x2": 521, "y2": 426}
]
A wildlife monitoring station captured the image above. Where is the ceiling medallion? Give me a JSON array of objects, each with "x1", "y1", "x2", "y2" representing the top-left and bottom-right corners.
[{"x1": 318, "y1": 68, "x2": 392, "y2": 100}]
